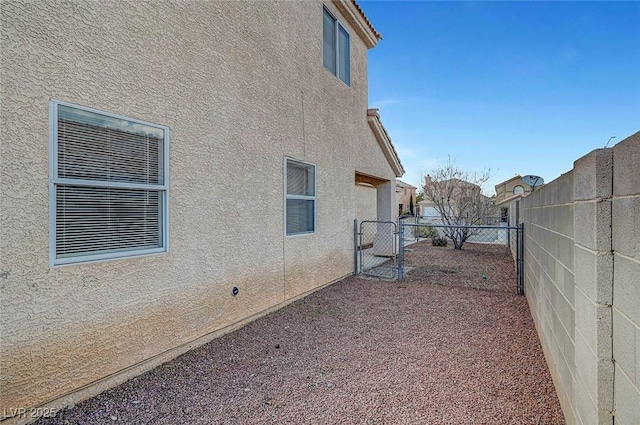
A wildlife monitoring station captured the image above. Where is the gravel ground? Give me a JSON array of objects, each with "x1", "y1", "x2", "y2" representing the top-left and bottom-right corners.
[
  {"x1": 403, "y1": 241, "x2": 519, "y2": 294},
  {"x1": 37, "y1": 241, "x2": 564, "y2": 425}
]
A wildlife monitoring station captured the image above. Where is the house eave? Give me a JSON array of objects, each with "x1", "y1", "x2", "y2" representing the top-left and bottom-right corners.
[
  {"x1": 494, "y1": 175, "x2": 524, "y2": 192},
  {"x1": 495, "y1": 194, "x2": 524, "y2": 206},
  {"x1": 396, "y1": 179, "x2": 417, "y2": 190},
  {"x1": 332, "y1": 0, "x2": 381, "y2": 49},
  {"x1": 367, "y1": 109, "x2": 404, "y2": 177}
]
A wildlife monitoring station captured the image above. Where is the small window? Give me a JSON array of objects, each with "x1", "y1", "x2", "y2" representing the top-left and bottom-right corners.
[
  {"x1": 501, "y1": 207, "x2": 508, "y2": 222},
  {"x1": 513, "y1": 185, "x2": 525, "y2": 195},
  {"x1": 50, "y1": 100, "x2": 169, "y2": 266},
  {"x1": 285, "y1": 159, "x2": 316, "y2": 235},
  {"x1": 323, "y1": 7, "x2": 350, "y2": 86}
]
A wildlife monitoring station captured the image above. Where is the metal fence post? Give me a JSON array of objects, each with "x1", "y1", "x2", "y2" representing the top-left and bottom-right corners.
[
  {"x1": 353, "y1": 219, "x2": 358, "y2": 275},
  {"x1": 397, "y1": 222, "x2": 404, "y2": 280},
  {"x1": 518, "y1": 222, "x2": 525, "y2": 295}
]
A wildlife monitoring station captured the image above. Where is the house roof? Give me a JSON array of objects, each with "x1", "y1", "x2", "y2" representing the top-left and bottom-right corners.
[
  {"x1": 495, "y1": 175, "x2": 523, "y2": 187},
  {"x1": 396, "y1": 179, "x2": 416, "y2": 190},
  {"x1": 432, "y1": 177, "x2": 480, "y2": 190},
  {"x1": 332, "y1": 0, "x2": 382, "y2": 49},
  {"x1": 367, "y1": 108, "x2": 404, "y2": 177},
  {"x1": 350, "y1": 0, "x2": 382, "y2": 40},
  {"x1": 494, "y1": 175, "x2": 531, "y2": 193}
]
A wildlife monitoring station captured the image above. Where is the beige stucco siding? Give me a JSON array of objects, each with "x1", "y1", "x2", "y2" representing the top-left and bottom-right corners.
[
  {"x1": 355, "y1": 184, "x2": 378, "y2": 222},
  {"x1": 0, "y1": 0, "x2": 398, "y2": 416}
]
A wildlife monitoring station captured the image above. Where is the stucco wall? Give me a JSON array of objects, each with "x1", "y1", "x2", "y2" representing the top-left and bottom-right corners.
[
  {"x1": 0, "y1": 1, "x2": 399, "y2": 419},
  {"x1": 355, "y1": 183, "x2": 378, "y2": 246},
  {"x1": 519, "y1": 131, "x2": 640, "y2": 424},
  {"x1": 355, "y1": 183, "x2": 378, "y2": 221}
]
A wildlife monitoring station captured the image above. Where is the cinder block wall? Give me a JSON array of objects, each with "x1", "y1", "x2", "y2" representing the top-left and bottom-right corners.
[
  {"x1": 521, "y1": 169, "x2": 577, "y2": 423},
  {"x1": 520, "y1": 131, "x2": 640, "y2": 425},
  {"x1": 611, "y1": 132, "x2": 640, "y2": 425},
  {"x1": 572, "y1": 149, "x2": 614, "y2": 424}
]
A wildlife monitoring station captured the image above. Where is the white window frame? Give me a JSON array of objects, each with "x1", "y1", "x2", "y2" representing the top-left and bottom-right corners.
[
  {"x1": 284, "y1": 157, "x2": 316, "y2": 237},
  {"x1": 49, "y1": 100, "x2": 170, "y2": 267},
  {"x1": 323, "y1": 7, "x2": 351, "y2": 86}
]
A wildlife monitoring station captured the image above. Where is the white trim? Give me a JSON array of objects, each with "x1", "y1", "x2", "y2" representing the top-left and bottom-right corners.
[
  {"x1": 49, "y1": 101, "x2": 58, "y2": 268},
  {"x1": 49, "y1": 99, "x2": 170, "y2": 267},
  {"x1": 284, "y1": 157, "x2": 317, "y2": 237},
  {"x1": 52, "y1": 99, "x2": 170, "y2": 132},
  {"x1": 53, "y1": 178, "x2": 168, "y2": 191},
  {"x1": 54, "y1": 248, "x2": 168, "y2": 267},
  {"x1": 366, "y1": 111, "x2": 404, "y2": 177},
  {"x1": 163, "y1": 124, "x2": 170, "y2": 255}
]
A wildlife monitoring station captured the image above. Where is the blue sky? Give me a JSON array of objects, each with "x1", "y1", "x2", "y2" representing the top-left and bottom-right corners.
[{"x1": 359, "y1": 1, "x2": 640, "y2": 194}]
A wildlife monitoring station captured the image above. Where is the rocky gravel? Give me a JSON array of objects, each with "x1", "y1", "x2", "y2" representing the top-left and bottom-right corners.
[{"x1": 37, "y1": 241, "x2": 564, "y2": 424}]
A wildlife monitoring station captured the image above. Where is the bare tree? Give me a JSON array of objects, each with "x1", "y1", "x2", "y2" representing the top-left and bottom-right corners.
[{"x1": 422, "y1": 160, "x2": 493, "y2": 249}]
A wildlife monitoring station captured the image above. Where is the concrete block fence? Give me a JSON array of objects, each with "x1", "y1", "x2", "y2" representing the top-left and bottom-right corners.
[{"x1": 517, "y1": 131, "x2": 639, "y2": 425}]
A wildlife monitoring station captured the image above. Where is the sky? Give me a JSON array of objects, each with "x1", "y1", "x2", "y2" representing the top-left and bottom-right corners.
[{"x1": 359, "y1": 1, "x2": 640, "y2": 195}]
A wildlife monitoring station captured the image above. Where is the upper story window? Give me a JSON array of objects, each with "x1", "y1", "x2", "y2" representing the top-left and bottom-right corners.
[
  {"x1": 50, "y1": 100, "x2": 169, "y2": 266},
  {"x1": 285, "y1": 158, "x2": 316, "y2": 236},
  {"x1": 323, "y1": 7, "x2": 350, "y2": 86}
]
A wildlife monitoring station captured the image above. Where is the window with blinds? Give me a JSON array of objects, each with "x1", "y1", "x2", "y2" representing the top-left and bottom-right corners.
[
  {"x1": 285, "y1": 159, "x2": 316, "y2": 236},
  {"x1": 50, "y1": 101, "x2": 169, "y2": 266},
  {"x1": 322, "y1": 7, "x2": 350, "y2": 86}
]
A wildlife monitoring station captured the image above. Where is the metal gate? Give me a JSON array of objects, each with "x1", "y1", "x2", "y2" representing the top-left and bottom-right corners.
[{"x1": 353, "y1": 220, "x2": 400, "y2": 279}]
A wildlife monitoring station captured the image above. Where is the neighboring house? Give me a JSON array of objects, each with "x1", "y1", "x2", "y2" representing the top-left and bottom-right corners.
[
  {"x1": 493, "y1": 175, "x2": 535, "y2": 223},
  {"x1": 395, "y1": 179, "x2": 417, "y2": 216},
  {"x1": 0, "y1": 1, "x2": 404, "y2": 420},
  {"x1": 419, "y1": 175, "x2": 496, "y2": 221},
  {"x1": 419, "y1": 175, "x2": 482, "y2": 218}
]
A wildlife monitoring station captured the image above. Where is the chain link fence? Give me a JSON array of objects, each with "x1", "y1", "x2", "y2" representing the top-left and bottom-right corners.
[
  {"x1": 400, "y1": 220, "x2": 524, "y2": 294},
  {"x1": 355, "y1": 217, "x2": 524, "y2": 295}
]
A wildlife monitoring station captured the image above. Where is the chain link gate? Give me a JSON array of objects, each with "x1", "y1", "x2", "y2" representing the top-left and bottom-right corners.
[{"x1": 354, "y1": 220, "x2": 400, "y2": 279}]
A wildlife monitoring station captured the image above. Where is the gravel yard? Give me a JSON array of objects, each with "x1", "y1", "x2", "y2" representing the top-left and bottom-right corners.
[{"x1": 37, "y1": 241, "x2": 564, "y2": 425}]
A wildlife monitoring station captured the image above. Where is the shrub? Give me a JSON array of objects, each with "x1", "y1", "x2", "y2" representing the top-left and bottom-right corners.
[
  {"x1": 417, "y1": 226, "x2": 438, "y2": 239},
  {"x1": 432, "y1": 237, "x2": 448, "y2": 247}
]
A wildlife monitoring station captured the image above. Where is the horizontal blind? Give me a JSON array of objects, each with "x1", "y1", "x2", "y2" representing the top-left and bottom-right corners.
[
  {"x1": 287, "y1": 162, "x2": 314, "y2": 196},
  {"x1": 286, "y1": 199, "x2": 314, "y2": 235},
  {"x1": 56, "y1": 186, "x2": 161, "y2": 257},
  {"x1": 53, "y1": 102, "x2": 167, "y2": 263},
  {"x1": 285, "y1": 159, "x2": 315, "y2": 235},
  {"x1": 58, "y1": 119, "x2": 163, "y2": 184}
]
